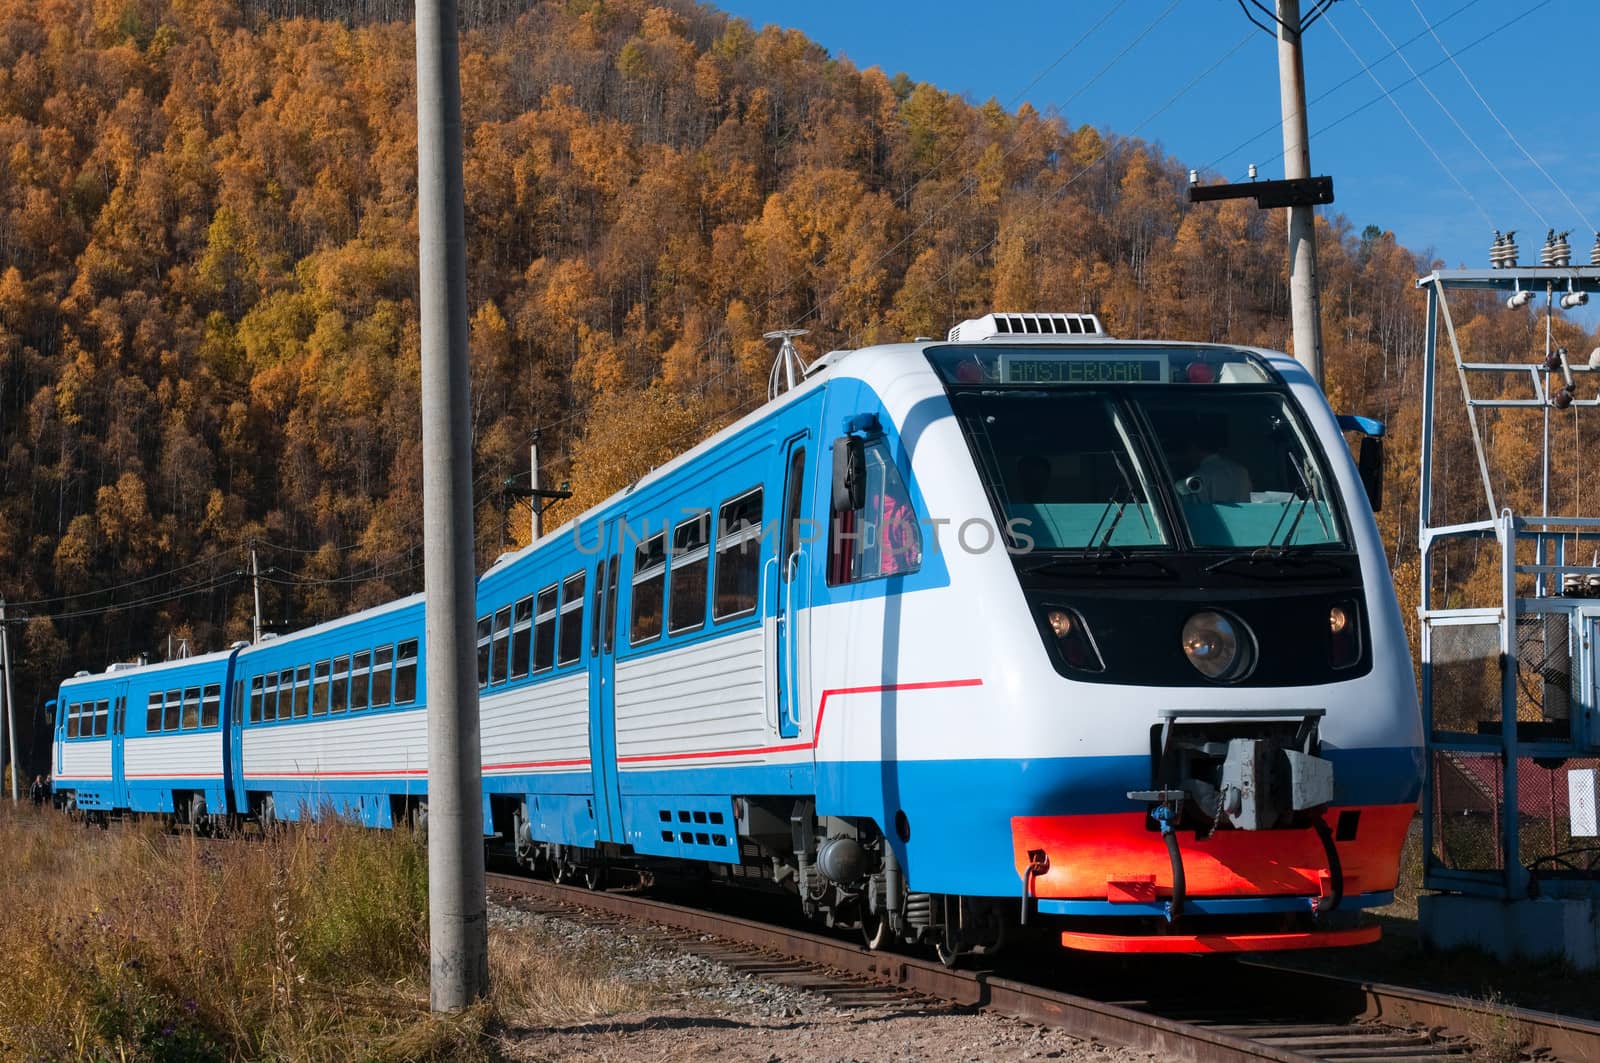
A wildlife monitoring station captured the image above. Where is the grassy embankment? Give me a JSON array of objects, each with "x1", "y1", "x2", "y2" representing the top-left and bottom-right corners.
[{"x1": 0, "y1": 808, "x2": 640, "y2": 1060}]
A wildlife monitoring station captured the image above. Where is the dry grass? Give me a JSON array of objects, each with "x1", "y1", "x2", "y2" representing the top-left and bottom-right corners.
[{"x1": 0, "y1": 807, "x2": 643, "y2": 1061}]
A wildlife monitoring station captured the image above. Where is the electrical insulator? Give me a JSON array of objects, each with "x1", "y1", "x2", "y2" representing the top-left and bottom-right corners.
[
  {"x1": 1491, "y1": 229, "x2": 1519, "y2": 268},
  {"x1": 1541, "y1": 229, "x2": 1572, "y2": 268}
]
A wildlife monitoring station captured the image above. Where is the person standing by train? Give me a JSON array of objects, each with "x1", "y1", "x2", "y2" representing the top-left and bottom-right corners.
[{"x1": 29, "y1": 774, "x2": 45, "y2": 807}]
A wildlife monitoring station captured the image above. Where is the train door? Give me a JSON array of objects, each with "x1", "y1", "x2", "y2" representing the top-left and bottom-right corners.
[
  {"x1": 772, "y1": 434, "x2": 812, "y2": 740},
  {"x1": 110, "y1": 682, "x2": 128, "y2": 809},
  {"x1": 227, "y1": 669, "x2": 245, "y2": 816},
  {"x1": 48, "y1": 700, "x2": 61, "y2": 778},
  {"x1": 587, "y1": 521, "x2": 623, "y2": 843}
]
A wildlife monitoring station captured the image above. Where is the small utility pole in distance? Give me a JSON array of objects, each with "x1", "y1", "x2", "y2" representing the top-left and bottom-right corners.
[
  {"x1": 500, "y1": 433, "x2": 571, "y2": 550},
  {"x1": 250, "y1": 542, "x2": 263, "y2": 644},
  {"x1": 417, "y1": 0, "x2": 489, "y2": 1009},
  {"x1": 1, "y1": 601, "x2": 17, "y2": 802}
]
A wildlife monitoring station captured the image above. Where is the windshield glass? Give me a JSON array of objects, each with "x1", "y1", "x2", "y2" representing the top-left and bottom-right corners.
[
  {"x1": 948, "y1": 374, "x2": 1346, "y2": 552},
  {"x1": 955, "y1": 391, "x2": 1170, "y2": 550},
  {"x1": 1135, "y1": 390, "x2": 1342, "y2": 548}
]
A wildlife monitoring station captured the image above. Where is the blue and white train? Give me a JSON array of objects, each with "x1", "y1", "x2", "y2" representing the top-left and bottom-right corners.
[{"x1": 51, "y1": 312, "x2": 1422, "y2": 957}]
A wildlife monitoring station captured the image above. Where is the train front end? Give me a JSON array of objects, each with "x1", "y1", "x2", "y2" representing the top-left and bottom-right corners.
[{"x1": 910, "y1": 317, "x2": 1422, "y2": 955}]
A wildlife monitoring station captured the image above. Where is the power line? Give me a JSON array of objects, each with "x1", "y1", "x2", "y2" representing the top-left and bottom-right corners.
[
  {"x1": 782, "y1": 0, "x2": 1185, "y2": 335},
  {"x1": 1322, "y1": 12, "x2": 1494, "y2": 229},
  {"x1": 1200, "y1": 0, "x2": 1486, "y2": 176},
  {"x1": 1346, "y1": 0, "x2": 1547, "y2": 228},
  {"x1": 18, "y1": 570, "x2": 245, "y2": 624},
  {"x1": 1405, "y1": 0, "x2": 1595, "y2": 234},
  {"x1": 1297, "y1": 1, "x2": 1554, "y2": 168},
  {"x1": 3, "y1": 547, "x2": 240, "y2": 609},
  {"x1": 916, "y1": 30, "x2": 1254, "y2": 303}
]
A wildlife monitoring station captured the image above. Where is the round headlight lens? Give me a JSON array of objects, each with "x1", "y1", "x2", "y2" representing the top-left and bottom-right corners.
[
  {"x1": 1329, "y1": 606, "x2": 1348, "y2": 635},
  {"x1": 1181, "y1": 611, "x2": 1251, "y2": 681}
]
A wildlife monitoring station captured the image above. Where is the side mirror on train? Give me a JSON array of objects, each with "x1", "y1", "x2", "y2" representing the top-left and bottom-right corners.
[
  {"x1": 832, "y1": 435, "x2": 865, "y2": 512},
  {"x1": 1358, "y1": 435, "x2": 1383, "y2": 513}
]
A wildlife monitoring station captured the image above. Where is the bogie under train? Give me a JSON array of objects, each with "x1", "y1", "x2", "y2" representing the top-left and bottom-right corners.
[{"x1": 51, "y1": 312, "x2": 1422, "y2": 958}]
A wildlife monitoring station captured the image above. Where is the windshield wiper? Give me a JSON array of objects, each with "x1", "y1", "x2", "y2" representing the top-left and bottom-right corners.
[
  {"x1": 1266, "y1": 454, "x2": 1333, "y2": 552},
  {"x1": 1204, "y1": 549, "x2": 1349, "y2": 578},
  {"x1": 1021, "y1": 553, "x2": 1176, "y2": 578},
  {"x1": 1083, "y1": 454, "x2": 1144, "y2": 555}
]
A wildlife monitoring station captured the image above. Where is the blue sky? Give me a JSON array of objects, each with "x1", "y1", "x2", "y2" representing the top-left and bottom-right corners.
[{"x1": 716, "y1": 0, "x2": 1600, "y2": 298}]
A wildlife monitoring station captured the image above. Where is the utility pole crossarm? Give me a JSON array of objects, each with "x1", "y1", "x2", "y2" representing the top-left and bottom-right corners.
[{"x1": 1187, "y1": 175, "x2": 1333, "y2": 209}]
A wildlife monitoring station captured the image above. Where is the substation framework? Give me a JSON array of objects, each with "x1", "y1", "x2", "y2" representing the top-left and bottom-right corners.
[{"x1": 1415, "y1": 265, "x2": 1600, "y2": 964}]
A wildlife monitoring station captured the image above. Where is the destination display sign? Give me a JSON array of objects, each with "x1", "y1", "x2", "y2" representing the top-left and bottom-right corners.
[{"x1": 997, "y1": 353, "x2": 1169, "y2": 384}]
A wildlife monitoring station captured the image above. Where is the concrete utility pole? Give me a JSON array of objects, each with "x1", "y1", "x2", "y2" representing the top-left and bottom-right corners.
[
  {"x1": 416, "y1": 0, "x2": 489, "y2": 1010},
  {"x1": 1276, "y1": 0, "x2": 1326, "y2": 387},
  {"x1": 1, "y1": 601, "x2": 17, "y2": 802},
  {"x1": 529, "y1": 433, "x2": 542, "y2": 542}
]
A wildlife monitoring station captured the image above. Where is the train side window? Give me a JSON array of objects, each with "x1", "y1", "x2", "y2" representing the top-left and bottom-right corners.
[
  {"x1": 202, "y1": 684, "x2": 221, "y2": 728},
  {"x1": 510, "y1": 596, "x2": 533, "y2": 680},
  {"x1": 371, "y1": 645, "x2": 393, "y2": 708},
  {"x1": 508, "y1": 598, "x2": 534, "y2": 681},
  {"x1": 350, "y1": 651, "x2": 371, "y2": 711},
  {"x1": 491, "y1": 606, "x2": 511, "y2": 685},
  {"x1": 630, "y1": 532, "x2": 666, "y2": 646},
  {"x1": 713, "y1": 488, "x2": 763, "y2": 620},
  {"x1": 828, "y1": 439, "x2": 922, "y2": 584},
  {"x1": 311, "y1": 661, "x2": 330, "y2": 716},
  {"x1": 148, "y1": 692, "x2": 163, "y2": 732},
  {"x1": 249, "y1": 677, "x2": 264, "y2": 724},
  {"x1": 781, "y1": 446, "x2": 807, "y2": 569},
  {"x1": 293, "y1": 667, "x2": 310, "y2": 719},
  {"x1": 330, "y1": 656, "x2": 349, "y2": 713},
  {"x1": 278, "y1": 670, "x2": 294, "y2": 720},
  {"x1": 164, "y1": 688, "x2": 182, "y2": 731},
  {"x1": 67, "y1": 704, "x2": 79, "y2": 739},
  {"x1": 669, "y1": 512, "x2": 709, "y2": 635},
  {"x1": 181, "y1": 688, "x2": 200, "y2": 730},
  {"x1": 558, "y1": 572, "x2": 585, "y2": 666},
  {"x1": 94, "y1": 700, "x2": 107, "y2": 736},
  {"x1": 263, "y1": 673, "x2": 280, "y2": 722},
  {"x1": 395, "y1": 640, "x2": 419, "y2": 703},
  {"x1": 602, "y1": 555, "x2": 619, "y2": 653},
  {"x1": 533, "y1": 585, "x2": 557, "y2": 673},
  {"x1": 476, "y1": 617, "x2": 491, "y2": 689}
]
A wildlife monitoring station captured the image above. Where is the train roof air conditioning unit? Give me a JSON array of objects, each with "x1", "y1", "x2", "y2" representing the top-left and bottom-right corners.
[{"x1": 947, "y1": 312, "x2": 1106, "y2": 342}]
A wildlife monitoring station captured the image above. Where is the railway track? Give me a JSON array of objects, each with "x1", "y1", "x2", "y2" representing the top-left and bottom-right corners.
[{"x1": 487, "y1": 871, "x2": 1600, "y2": 1063}]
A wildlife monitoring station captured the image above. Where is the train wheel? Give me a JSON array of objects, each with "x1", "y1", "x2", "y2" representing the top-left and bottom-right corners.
[
  {"x1": 582, "y1": 863, "x2": 607, "y2": 891},
  {"x1": 550, "y1": 858, "x2": 570, "y2": 885},
  {"x1": 861, "y1": 904, "x2": 892, "y2": 951},
  {"x1": 933, "y1": 940, "x2": 964, "y2": 969},
  {"x1": 189, "y1": 795, "x2": 211, "y2": 837}
]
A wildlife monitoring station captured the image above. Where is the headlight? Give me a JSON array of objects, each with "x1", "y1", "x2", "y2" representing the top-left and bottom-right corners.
[
  {"x1": 1329, "y1": 601, "x2": 1361, "y2": 669},
  {"x1": 1044, "y1": 606, "x2": 1104, "y2": 673},
  {"x1": 1181, "y1": 610, "x2": 1254, "y2": 681}
]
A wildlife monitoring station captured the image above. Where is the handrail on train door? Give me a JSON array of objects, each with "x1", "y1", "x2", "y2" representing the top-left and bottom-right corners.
[
  {"x1": 761, "y1": 554, "x2": 780, "y2": 733},
  {"x1": 784, "y1": 549, "x2": 807, "y2": 733}
]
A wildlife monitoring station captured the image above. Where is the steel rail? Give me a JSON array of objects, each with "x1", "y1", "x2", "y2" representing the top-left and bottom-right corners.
[
  {"x1": 1243, "y1": 962, "x2": 1600, "y2": 1062},
  {"x1": 488, "y1": 872, "x2": 1315, "y2": 1062}
]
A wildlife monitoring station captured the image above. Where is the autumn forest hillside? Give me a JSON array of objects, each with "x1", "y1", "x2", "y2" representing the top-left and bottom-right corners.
[{"x1": 0, "y1": 0, "x2": 1594, "y2": 771}]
